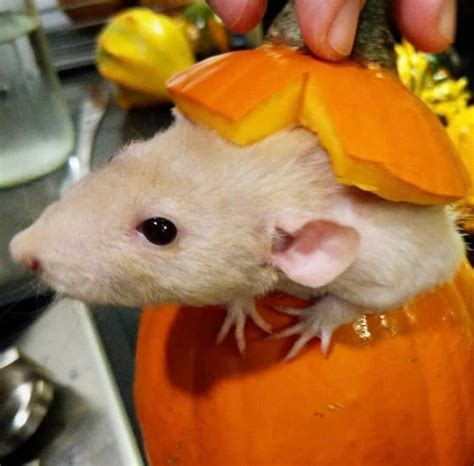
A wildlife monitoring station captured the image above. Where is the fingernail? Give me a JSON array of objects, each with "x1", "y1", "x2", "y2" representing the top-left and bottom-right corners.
[
  {"x1": 327, "y1": 0, "x2": 361, "y2": 56},
  {"x1": 437, "y1": 0, "x2": 456, "y2": 43}
]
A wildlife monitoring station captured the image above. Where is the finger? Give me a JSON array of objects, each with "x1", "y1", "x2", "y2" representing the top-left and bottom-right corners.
[
  {"x1": 394, "y1": 0, "x2": 456, "y2": 52},
  {"x1": 296, "y1": 0, "x2": 365, "y2": 61},
  {"x1": 207, "y1": 0, "x2": 267, "y2": 34}
]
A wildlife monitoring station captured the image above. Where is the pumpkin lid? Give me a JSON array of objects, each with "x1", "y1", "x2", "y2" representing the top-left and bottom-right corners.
[{"x1": 168, "y1": 45, "x2": 471, "y2": 205}]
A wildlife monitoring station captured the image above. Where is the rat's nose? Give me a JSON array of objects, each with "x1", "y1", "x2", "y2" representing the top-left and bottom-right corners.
[
  {"x1": 9, "y1": 230, "x2": 42, "y2": 273},
  {"x1": 23, "y1": 257, "x2": 42, "y2": 273}
]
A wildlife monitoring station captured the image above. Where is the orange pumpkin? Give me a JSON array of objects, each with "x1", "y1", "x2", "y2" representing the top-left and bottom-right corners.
[
  {"x1": 168, "y1": 44, "x2": 470, "y2": 205},
  {"x1": 135, "y1": 262, "x2": 474, "y2": 466}
]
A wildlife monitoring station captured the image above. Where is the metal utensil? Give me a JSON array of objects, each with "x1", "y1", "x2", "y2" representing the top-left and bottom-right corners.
[
  {"x1": 63, "y1": 82, "x2": 109, "y2": 190},
  {"x1": 0, "y1": 347, "x2": 55, "y2": 458}
]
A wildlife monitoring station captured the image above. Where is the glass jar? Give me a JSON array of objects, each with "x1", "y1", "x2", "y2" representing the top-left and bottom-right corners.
[{"x1": 0, "y1": 0, "x2": 74, "y2": 188}]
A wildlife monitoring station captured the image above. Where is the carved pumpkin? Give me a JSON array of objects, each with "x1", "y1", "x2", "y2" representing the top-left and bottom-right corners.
[{"x1": 135, "y1": 262, "x2": 474, "y2": 466}]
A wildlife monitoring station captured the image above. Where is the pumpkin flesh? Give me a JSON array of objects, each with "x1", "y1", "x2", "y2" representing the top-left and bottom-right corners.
[{"x1": 175, "y1": 76, "x2": 306, "y2": 145}]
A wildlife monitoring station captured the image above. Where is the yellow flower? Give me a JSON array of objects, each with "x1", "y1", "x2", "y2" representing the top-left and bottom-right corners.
[
  {"x1": 395, "y1": 40, "x2": 471, "y2": 120},
  {"x1": 447, "y1": 107, "x2": 474, "y2": 206}
]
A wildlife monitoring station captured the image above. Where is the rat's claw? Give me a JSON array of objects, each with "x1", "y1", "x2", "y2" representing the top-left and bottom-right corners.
[
  {"x1": 216, "y1": 307, "x2": 239, "y2": 346},
  {"x1": 216, "y1": 298, "x2": 272, "y2": 354},
  {"x1": 273, "y1": 296, "x2": 362, "y2": 359},
  {"x1": 272, "y1": 306, "x2": 311, "y2": 317},
  {"x1": 247, "y1": 306, "x2": 273, "y2": 334},
  {"x1": 279, "y1": 311, "x2": 335, "y2": 360},
  {"x1": 271, "y1": 313, "x2": 331, "y2": 357},
  {"x1": 285, "y1": 325, "x2": 334, "y2": 360},
  {"x1": 272, "y1": 321, "x2": 307, "y2": 339}
]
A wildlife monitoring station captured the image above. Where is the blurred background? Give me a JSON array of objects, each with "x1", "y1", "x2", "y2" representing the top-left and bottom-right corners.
[{"x1": 37, "y1": 0, "x2": 474, "y2": 77}]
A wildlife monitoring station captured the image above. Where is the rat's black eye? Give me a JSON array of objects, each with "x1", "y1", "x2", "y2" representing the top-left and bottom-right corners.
[{"x1": 138, "y1": 217, "x2": 177, "y2": 245}]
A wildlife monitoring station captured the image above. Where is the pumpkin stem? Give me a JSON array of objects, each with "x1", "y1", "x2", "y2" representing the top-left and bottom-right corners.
[
  {"x1": 353, "y1": 0, "x2": 396, "y2": 69},
  {"x1": 267, "y1": 0, "x2": 396, "y2": 70}
]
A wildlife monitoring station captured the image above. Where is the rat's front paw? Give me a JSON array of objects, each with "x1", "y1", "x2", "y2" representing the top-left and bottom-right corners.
[
  {"x1": 217, "y1": 298, "x2": 272, "y2": 354},
  {"x1": 274, "y1": 296, "x2": 361, "y2": 359}
]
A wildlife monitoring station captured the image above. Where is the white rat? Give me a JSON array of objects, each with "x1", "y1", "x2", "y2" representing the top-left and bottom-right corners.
[{"x1": 10, "y1": 113, "x2": 465, "y2": 357}]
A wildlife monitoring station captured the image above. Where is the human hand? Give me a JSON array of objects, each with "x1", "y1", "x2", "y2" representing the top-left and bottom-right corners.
[{"x1": 207, "y1": 0, "x2": 456, "y2": 61}]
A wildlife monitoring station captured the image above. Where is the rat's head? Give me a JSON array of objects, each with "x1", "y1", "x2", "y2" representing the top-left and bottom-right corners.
[
  {"x1": 10, "y1": 117, "x2": 281, "y2": 305},
  {"x1": 10, "y1": 115, "x2": 358, "y2": 306}
]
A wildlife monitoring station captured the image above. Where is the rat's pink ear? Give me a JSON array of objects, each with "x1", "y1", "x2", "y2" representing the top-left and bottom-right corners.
[{"x1": 269, "y1": 213, "x2": 360, "y2": 288}]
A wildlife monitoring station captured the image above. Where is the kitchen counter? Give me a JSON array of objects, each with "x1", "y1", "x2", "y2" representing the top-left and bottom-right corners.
[{"x1": 15, "y1": 299, "x2": 144, "y2": 466}]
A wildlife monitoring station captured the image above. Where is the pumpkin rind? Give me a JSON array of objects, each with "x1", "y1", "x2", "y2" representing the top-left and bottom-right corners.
[
  {"x1": 135, "y1": 263, "x2": 474, "y2": 466},
  {"x1": 168, "y1": 45, "x2": 470, "y2": 205}
]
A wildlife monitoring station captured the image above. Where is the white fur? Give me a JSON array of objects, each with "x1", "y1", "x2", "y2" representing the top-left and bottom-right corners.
[{"x1": 10, "y1": 113, "x2": 465, "y2": 352}]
